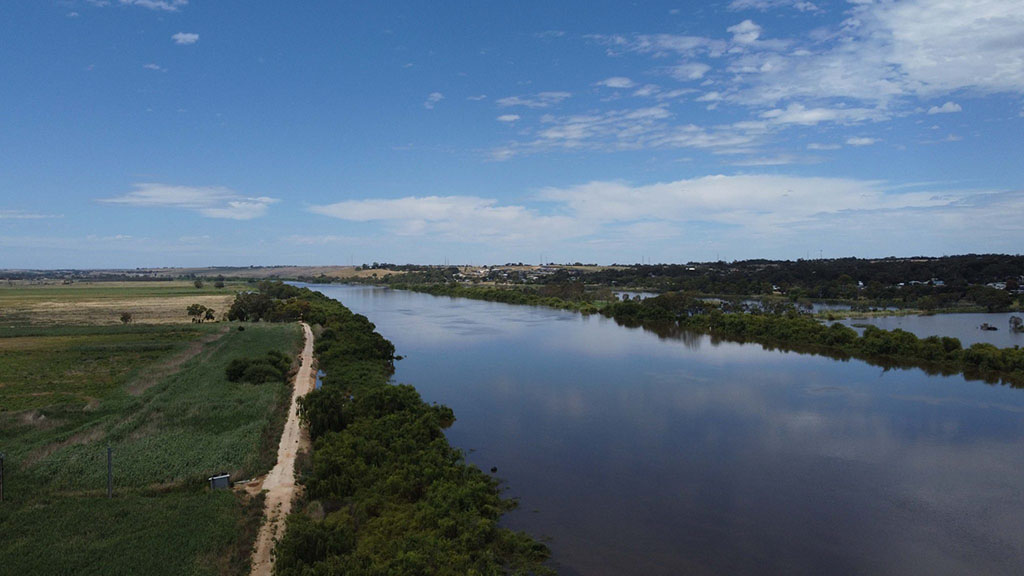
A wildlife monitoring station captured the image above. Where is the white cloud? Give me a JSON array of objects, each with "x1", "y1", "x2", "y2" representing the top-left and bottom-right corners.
[
  {"x1": 927, "y1": 101, "x2": 962, "y2": 114},
  {"x1": 100, "y1": 183, "x2": 277, "y2": 220},
  {"x1": 729, "y1": 0, "x2": 820, "y2": 12},
  {"x1": 0, "y1": 209, "x2": 63, "y2": 220},
  {"x1": 875, "y1": 0, "x2": 1024, "y2": 96},
  {"x1": 496, "y1": 91, "x2": 572, "y2": 108},
  {"x1": 633, "y1": 84, "x2": 660, "y2": 97},
  {"x1": 537, "y1": 174, "x2": 955, "y2": 233},
  {"x1": 143, "y1": 63, "x2": 164, "y2": 71},
  {"x1": 728, "y1": 154, "x2": 813, "y2": 166},
  {"x1": 466, "y1": 94, "x2": 488, "y2": 101},
  {"x1": 171, "y1": 32, "x2": 199, "y2": 45},
  {"x1": 604, "y1": 33, "x2": 726, "y2": 58},
  {"x1": 490, "y1": 105, "x2": 762, "y2": 158},
  {"x1": 728, "y1": 20, "x2": 763, "y2": 45},
  {"x1": 728, "y1": 0, "x2": 1024, "y2": 107},
  {"x1": 670, "y1": 62, "x2": 712, "y2": 81},
  {"x1": 424, "y1": 92, "x2": 444, "y2": 109},
  {"x1": 124, "y1": 0, "x2": 188, "y2": 10},
  {"x1": 309, "y1": 196, "x2": 591, "y2": 244},
  {"x1": 846, "y1": 137, "x2": 880, "y2": 146},
  {"x1": 298, "y1": 177, "x2": 1024, "y2": 261},
  {"x1": 496, "y1": 114, "x2": 521, "y2": 122},
  {"x1": 807, "y1": 142, "x2": 841, "y2": 150},
  {"x1": 285, "y1": 234, "x2": 368, "y2": 246},
  {"x1": 760, "y1": 103, "x2": 884, "y2": 125},
  {"x1": 596, "y1": 77, "x2": 635, "y2": 89}
]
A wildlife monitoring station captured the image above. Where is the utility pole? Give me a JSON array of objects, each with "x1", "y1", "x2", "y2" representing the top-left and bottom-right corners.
[
  {"x1": 1, "y1": 452, "x2": 5, "y2": 502},
  {"x1": 106, "y1": 445, "x2": 113, "y2": 499}
]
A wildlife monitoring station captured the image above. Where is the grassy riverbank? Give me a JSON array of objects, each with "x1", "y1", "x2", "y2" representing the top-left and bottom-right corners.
[
  {"x1": 0, "y1": 282, "x2": 302, "y2": 575},
  {"x1": 226, "y1": 282, "x2": 554, "y2": 575}
]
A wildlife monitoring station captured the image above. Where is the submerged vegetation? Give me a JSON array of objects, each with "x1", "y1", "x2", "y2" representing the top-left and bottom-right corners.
[{"x1": 232, "y1": 283, "x2": 554, "y2": 575}]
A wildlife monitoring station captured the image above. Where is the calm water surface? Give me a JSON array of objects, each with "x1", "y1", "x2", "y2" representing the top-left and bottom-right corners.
[
  {"x1": 837, "y1": 313, "x2": 1024, "y2": 348},
  {"x1": 301, "y1": 284, "x2": 1024, "y2": 576}
]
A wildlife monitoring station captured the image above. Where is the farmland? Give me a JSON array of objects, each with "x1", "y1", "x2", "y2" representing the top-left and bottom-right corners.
[
  {"x1": 0, "y1": 281, "x2": 302, "y2": 575},
  {"x1": 0, "y1": 280, "x2": 247, "y2": 327}
]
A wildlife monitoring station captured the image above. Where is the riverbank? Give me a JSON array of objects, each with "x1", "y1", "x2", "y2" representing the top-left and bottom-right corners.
[
  {"x1": 391, "y1": 283, "x2": 1024, "y2": 388},
  {"x1": 226, "y1": 282, "x2": 555, "y2": 575}
]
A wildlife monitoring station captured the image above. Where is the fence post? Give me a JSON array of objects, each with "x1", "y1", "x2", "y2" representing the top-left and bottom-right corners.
[
  {"x1": 107, "y1": 445, "x2": 112, "y2": 499},
  {"x1": 1, "y1": 452, "x2": 5, "y2": 502}
]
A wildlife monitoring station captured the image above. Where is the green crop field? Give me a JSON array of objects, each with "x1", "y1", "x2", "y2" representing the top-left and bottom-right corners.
[{"x1": 0, "y1": 282, "x2": 302, "y2": 575}]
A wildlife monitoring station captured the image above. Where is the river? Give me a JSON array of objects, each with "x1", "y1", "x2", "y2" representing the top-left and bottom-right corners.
[{"x1": 299, "y1": 283, "x2": 1024, "y2": 576}]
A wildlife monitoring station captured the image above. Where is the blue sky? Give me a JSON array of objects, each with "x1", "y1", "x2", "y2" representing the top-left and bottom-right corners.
[{"x1": 2, "y1": 0, "x2": 1023, "y2": 268}]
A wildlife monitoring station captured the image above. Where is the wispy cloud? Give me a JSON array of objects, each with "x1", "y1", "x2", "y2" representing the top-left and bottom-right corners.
[
  {"x1": 304, "y1": 175, "x2": 1021, "y2": 259},
  {"x1": 143, "y1": 63, "x2": 165, "y2": 72},
  {"x1": 172, "y1": 32, "x2": 199, "y2": 45},
  {"x1": 496, "y1": 114, "x2": 520, "y2": 123},
  {"x1": 89, "y1": 0, "x2": 188, "y2": 10},
  {"x1": 309, "y1": 196, "x2": 590, "y2": 244},
  {"x1": 846, "y1": 137, "x2": 880, "y2": 147},
  {"x1": 760, "y1": 103, "x2": 885, "y2": 126},
  {"x1": 490, "y1": 105, "x2": 763, "y2": 159},
  {"x1": 807, "y1": 142, "x2": 841, "y2": 150},
  {"x1": 728, "y1": 0, "x2": 820, "y2": 12},
  {"x1": 126, "y1": 0, "x2": 188, "y2": 10},
  {"x1": 595, "y1": 77, "x2": 636, "y2": 89},
  {"x1": 424, "y1": 92, "x2": 444, "y2": 109},
  {"x1": 496, "y1": 91, "x2": 572, "y2": 108},
  {"x1": 100, "y1": 183, "x2": 277, "y2": 220},
  {"x1": 0, "y1": 209, "x2": 63, "y2": 220}
]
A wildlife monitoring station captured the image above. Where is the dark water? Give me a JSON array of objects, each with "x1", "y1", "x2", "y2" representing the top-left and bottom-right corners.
[{"x1": 300, "y1": 284, "x2": 1024, "y2": 576}]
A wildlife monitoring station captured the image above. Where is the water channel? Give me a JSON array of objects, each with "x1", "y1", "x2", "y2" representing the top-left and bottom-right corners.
[{"x1": 300, "y1": 283, "x2": 1024, "y2": 576}]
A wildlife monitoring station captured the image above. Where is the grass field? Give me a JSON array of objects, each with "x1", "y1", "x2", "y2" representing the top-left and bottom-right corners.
[
  {"x1": 0, "y1": 280, "x2": 247, "y2": 326},
  {"x1": 0, "y1": 281, "x2": 303, "y2": 575}
]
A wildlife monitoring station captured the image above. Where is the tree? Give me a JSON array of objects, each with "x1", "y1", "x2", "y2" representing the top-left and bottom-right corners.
[
  {"x1": 204, "y1": 308, "x2": 216, "y2": 322},
  {"x1": 214, "y1": 280, "x2": 225, "y2": 289},
  {"x1": 120, "y1": 312, "x2": 133, "y2": 324},
  {"x1": 1011, "y1": 316, "x2": 1024, "y2": 333},
  {"x1": 194, "y1": 279, "x2": 204, "y2": 289},
  {"x1": 187, "y1": 303, "x2": 209, "y2": 322}
]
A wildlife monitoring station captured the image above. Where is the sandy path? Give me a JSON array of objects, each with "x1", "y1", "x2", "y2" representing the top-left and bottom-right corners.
[{"x1": 250, "y1": 322, "x2": 315, "y2": 576}]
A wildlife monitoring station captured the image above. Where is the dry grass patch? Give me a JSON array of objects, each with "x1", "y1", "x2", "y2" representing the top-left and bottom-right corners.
[{"x1": 0, "y1": 281, "x2": 238, "y2": 326}]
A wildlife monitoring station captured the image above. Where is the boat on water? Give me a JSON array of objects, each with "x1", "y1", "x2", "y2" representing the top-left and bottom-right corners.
[{"x1": 980, "y1": 323, "x2": 999, "y2": 331}]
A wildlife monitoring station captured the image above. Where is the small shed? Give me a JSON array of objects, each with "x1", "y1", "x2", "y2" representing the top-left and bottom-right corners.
[{"x1": 208, "y1": 473, "x2": 231, "y2": 490}]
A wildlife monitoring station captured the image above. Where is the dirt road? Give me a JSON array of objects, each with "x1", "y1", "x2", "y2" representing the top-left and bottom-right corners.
[{"x1": 249, "y1": 322, "x2": 315, "y2": 576}]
